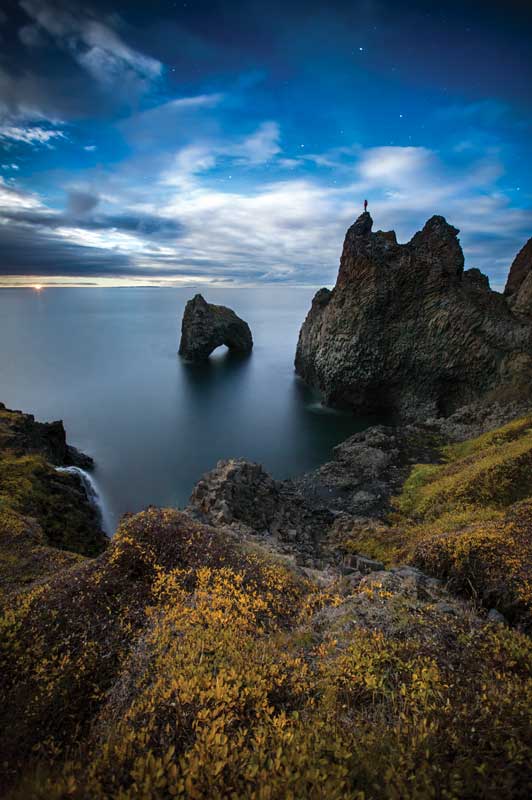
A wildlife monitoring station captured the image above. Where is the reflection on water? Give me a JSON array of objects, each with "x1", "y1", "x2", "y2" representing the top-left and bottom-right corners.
[
  {"x1": 180, "y1": 348, "x2": 253, "y2": 396},
  {"x1": 0, "y1": 287, "x2": 380, "y2": 533}
]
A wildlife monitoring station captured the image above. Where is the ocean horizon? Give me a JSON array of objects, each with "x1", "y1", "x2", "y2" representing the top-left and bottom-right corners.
[{"x1": 0, "y1": 286, "x2": 376, "y2": 532}]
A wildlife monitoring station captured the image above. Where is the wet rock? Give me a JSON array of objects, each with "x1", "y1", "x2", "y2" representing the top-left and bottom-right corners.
[
  {"x1": 288, "y1": 422, "x2": 443, "y2": 517},
  {"x1": 295, "y1": 212, "x2": 532, "y2": 419},
  {"x1": 179, "y1": 294, "x2": 253, "y2": 361}
]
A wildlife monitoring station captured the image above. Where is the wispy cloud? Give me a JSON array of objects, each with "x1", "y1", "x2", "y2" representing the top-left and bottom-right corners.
[
  {"x1": 0, "y1": 123, "x2": 65, "y2": 147},
  {"x1": 1, "y1": 124, "x2": 530, "y2": 289},
  {"x1": 161, "y1": 120, "x2": 281, "y2": 188},
  {"x1": 435, "y1": 99, "x2": 509, "y2": 124},
  {"x1": 20, "y1": 0, "x2": 162, "y2": 95}
]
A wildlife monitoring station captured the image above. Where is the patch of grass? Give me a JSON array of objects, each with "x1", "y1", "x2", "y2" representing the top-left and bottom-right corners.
[
  {"x1": 396, "y1": 429, "x2": 532, "y2": 521},
  {"x1": 442, "y1": 415, "x2": 532, "y2": 461},
  {"x1": 341, "y1": 415, "x2": 532, "y2": 627},
  {"x1": 0, "y1": 451, "x2": 106, "y2": 557}
]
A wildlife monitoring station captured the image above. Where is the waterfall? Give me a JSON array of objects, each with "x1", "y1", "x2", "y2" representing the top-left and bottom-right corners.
[{"x1": 56, "y1": 466, "x2": 112, "y2": 535}]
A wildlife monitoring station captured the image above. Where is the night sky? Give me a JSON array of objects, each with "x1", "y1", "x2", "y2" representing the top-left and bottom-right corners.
[{"x1": 0, "y1": 0, "x2": 531, "y2": 288}]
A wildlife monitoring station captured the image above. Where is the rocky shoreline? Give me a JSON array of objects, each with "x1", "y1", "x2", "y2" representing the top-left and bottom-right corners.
[
  {"x1": 2, "y1": 395, "x2": 531, "y2": 798},
  {"x1": 187, "y1": 395, "x2": 531, "y2": 570}
]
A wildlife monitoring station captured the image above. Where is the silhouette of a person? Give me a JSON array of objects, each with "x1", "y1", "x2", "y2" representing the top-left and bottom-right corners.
[{"x1": 364, "y1": 199, "x2": 368, "y2": 212}]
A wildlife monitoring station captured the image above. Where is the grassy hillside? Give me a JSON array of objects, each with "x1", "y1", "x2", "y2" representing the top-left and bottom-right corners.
[
  {"x1": 1, "y1": 414, "x2": 532, "y2": 798},
  {"x1": 2, "y1": 510, "x2": 532, "y2": 798},
  {"x1": 343, "y1": 415, "x2": 532, "y2": 629}
]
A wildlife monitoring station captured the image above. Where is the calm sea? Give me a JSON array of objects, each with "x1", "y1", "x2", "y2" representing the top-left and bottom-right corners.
[{"x1": 0, "y1": 287, "x2": 375, "y2": 533}]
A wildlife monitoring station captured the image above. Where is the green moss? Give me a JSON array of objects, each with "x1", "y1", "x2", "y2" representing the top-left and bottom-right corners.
[
  {"x1": 0, "y1": 451, "x2": 106, "y2": 557},
  {"x1": 341, "y1": 415, "x2": 532, "y2": 626},
  {"x1": 442, "y1": 415, "x2": 532, "y2": 461},
  {"x1": 395, "y1": 419, "x2": 532, "y2": 521}
]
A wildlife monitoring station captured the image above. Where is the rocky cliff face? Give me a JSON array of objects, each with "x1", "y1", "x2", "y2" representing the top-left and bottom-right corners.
[
  {"x1": 0, "y1": 404, "x2": 107, "y2": 579},
  {"x1": 505, "y1": 237, "x2": 532, "y2": 318},
  {"x1": 0, "y1": 402, "x2": 93, "y2": 467},
  {"x1": 295, "y1": 213, "x2": 532, "y2": 418},
  {"x1": 179, "y1": 294, "x2": 253, "y2": 361}
]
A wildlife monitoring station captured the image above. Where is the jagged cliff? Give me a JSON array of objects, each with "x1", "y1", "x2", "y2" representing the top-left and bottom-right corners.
[
  {"x1": 295, "y1": 213, "x2": 532, "y2": 418},
  {"x1": 0, "y1": 404, "x2": 107, "y2": 598},
  {"x1": 505, "y1": 236, "x2": 532, "y2": 317}
]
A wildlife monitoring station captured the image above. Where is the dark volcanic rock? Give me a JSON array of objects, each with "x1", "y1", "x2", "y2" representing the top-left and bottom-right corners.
[
  {"x1": 295, "y1": 212, "x2": 532, "y2": 419},
  {"x1": 179, "y1": 294, "x2": 253, "y2": 361},
  {"x1": 0, "y1": 402, "x2": 93, "y2": 467},
  {"x1": 505, "y1": 237, "x2": 532, "y2": 317},
  {"x1": 188, "y1": 458, "x2": 334, "y2": 563},
  {"x1": 288, "y1": 422, "x2": 443, "y2": 518}
]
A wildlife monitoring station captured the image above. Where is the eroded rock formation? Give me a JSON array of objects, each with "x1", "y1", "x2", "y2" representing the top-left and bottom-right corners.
[
  {"x1": 505, "y1": 237, "x2": 532, "y2": 317},
  {"x1": 179, "y1": 294, "x2": 253, "y2": 361},
  {"x1": 295, "y1": 212, "x2": 532, "y2": 418},
  {"x1": 188, "y1": 458, "x2": 333, "y2": 562}
]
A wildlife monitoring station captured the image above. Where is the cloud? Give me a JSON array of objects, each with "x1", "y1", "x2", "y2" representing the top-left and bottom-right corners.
[
  {"x1": 119, "y1": 92, "x2": 225, "y2": 150},
  {"x1": 0, "y1": 219, "x2": 134, "y2": 276},
  {"x1": 20, "y1": 0, "x2": 162, "y2": 95},
  {"x1": 18, "y1": 23, "x2": 46, "y2": 47},
  {"x1": 66, "y1": 189, "x2": 99, "y2": 216},
  {"x1": 0, "y1": 179, "x2": 186, "y2": 252},
  {"x1": 357, "y1": 146, "x2": 435, "y2": 184},
  {"x1": 161, "y1": 120, "x2": 281, "y2": 188},
  {"x1": 236, "y1": 122, "x2": 281, "y2": 164},
  {"x1": 0, "y1": 123, "x2": 66, "y2": 147},
  {"x1": 157, "y1": 94, "x2": 224, "y2": 112},
  {"x1": 435, "y1": 99, "x2": 509, "y2": 124},
  {"x1": 0, "y1": 176, "x2": 43, "y2": 210},
  {"x1": 1, "y1": 136, "x2": 530, "y2": 290}
]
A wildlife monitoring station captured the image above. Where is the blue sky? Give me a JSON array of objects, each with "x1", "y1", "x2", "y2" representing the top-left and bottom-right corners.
[{"x1": 0, "y1": 0, "x2": 531, "y2": 288}]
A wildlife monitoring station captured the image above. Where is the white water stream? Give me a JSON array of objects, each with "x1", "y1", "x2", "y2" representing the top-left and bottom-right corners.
[{"x1": 56, "y1": 466, "x2": 112, "y2": 535}]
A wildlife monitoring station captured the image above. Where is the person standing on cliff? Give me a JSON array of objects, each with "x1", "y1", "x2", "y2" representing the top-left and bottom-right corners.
[{"x1": 364, "y1": 199, "x2": 368, "y2": 212}]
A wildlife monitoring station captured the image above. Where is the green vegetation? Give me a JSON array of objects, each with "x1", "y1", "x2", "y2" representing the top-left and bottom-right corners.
[
  {"x1": 1, "y1": 410, "x2": 532, "y2": 798},
  {"x1": 344, "y1": 414, "x2": 532, "y2": 629},
  {"x1": 0, "y1": 451, "x2": 106, "y2": 557},
  {"x1": 0, "y1": 405, "x2": 106, "y2": 601},
  {"x1": 2, "y1": 508, "x2": 532, "y2": 799}
]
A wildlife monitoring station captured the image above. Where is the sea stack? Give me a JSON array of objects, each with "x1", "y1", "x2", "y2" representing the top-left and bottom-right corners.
[
  {"x1": 295, "y1": 212, "x2": 532, "y2": 419},
  {"x1": 179, "y1": 294, "x2": 253, "y2": 361}
]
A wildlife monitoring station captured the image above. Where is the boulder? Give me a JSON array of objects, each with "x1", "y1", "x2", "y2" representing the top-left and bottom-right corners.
[
  {"x1": 295, "y1": 213, "x2": 532, "y2": 419},
  {"x1": 179, "y1": 294, "x2": 253, "y2": 361},
  {"x1": 188, "y1": 458, "x2": 334, "y2": 563}
]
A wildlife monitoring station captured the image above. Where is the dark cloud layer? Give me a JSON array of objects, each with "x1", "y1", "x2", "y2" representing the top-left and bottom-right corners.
[{"x1": 0, "y1": 204, "x2": 186, "y2": 239}]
